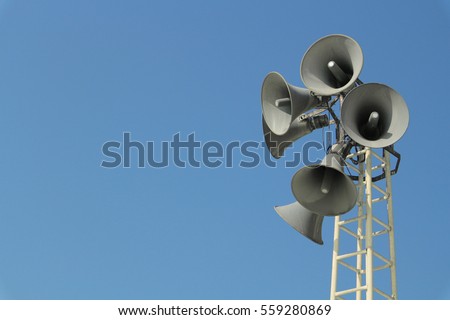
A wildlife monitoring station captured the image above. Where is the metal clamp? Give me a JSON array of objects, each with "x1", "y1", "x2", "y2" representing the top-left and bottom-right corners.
[{"x1": 346, "y1": 145, "x2": 401, "y2": 182}]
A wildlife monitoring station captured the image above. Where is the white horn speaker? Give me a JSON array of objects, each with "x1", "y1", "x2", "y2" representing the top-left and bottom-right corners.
[
  {"x1": 341, "y1": 83, "x2": 409, "y2": 148},
  {"x1": 291, "y1": 145, "x2": 357, "y2": 216},
  {"x1": 300, "y1": 34, "x2": 363, "y2": 96},
  {"x1": 261, "y1": 72, "x2": 321, "y2": 136},
  {"x1": 274, "y1": 201, "x2": 324, "y2": 245},
  {"x1": 263, "y1": 114, "x2": 329, "y2": 159}
]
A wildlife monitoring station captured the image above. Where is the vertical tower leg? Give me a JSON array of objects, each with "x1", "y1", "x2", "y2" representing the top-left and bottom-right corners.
[
  {"x1": 365, "y1": 148, "x2": 374, "y2": 300},
  {"x1": 355, "y1": 157, "x2": 365, "y2": 300},
  {"x1": 330, "y1": 215, "x2": 340, "y2": 300},
  {"x1": 385, "y1": 151, "x2": 398, "y2": 299}
]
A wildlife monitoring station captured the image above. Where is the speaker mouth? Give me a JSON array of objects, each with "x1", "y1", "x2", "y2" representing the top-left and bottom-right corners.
[
  {"x1": 261, "y1": 72, "x2": 292, "y2": 135},
  {"x1": 341, "y1": 83, "x2": 408, "y2": 148},
  {"x1": 263, "y1": 115, "x2": 329, "y2": 159},
  {"x1": 291, "y1": 164, "x2": 357, "y2": 216},
  {"x1": 300, "y1": 34, "x2": 363, "y2": 96},
  {"x1": 263, "y1": 131, "x2": 293, "y2": 159},
  {"x1": 274, "y1": 202, "x2": 324, "y2": 245}
]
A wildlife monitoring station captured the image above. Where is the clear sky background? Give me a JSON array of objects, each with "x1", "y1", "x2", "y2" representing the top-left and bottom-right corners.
[{"x1": 0, "y1": 0, "x2": 449, "y2": 299}]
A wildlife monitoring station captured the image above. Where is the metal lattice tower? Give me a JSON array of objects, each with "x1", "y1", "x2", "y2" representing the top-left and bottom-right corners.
[
  {"x1": 330, "y1": 147, "x2": 398, "y2": 300},
  {"x1": 260, "y1": 34, "x2": 408, "y2": 300}
]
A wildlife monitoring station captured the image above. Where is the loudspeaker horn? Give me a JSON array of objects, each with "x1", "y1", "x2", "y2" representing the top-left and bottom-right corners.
[
  {"x1": 274, "y1": 201, "x2": 324, "y2": 245},
  {"x1": 291, "y1": 144, "x2": 357, "y2": 216},
  {"x1": 341, "y1": 83, "x2": 409, "y2": 148},
  {"x1": 263, "y1": 114, "x2": 329, "y2": 159},
  {"x1": 300, "y1": 34, "x2": 363, "y2": 96},
  {"x1": 261, "y1": 72, "x2": 321, "y2": 136}
]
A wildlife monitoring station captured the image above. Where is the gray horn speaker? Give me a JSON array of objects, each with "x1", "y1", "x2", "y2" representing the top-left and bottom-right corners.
[
  {"x1": 300, "y1": 34, "x2": 363, "y2": 96},
  {"x1": 274, "y1": 201, "x2": 324, "y2": 245},
  {"x1": 291, "y1": 144, "x2": 357, "y2": 216},
  {"x1": 261, "y1": 72, "x2": 321, "y2": 136},
  {"x1": 263, "y1": 114, "x2": 329, "y2": 159},
  {"x1": 341, "y1": 83, "x2": 409, "y2": 148}
]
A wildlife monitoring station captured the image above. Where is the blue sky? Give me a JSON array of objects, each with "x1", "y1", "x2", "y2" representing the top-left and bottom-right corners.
[{"x1": 0, "y1": 0, "x2": 449, "y2": 299}]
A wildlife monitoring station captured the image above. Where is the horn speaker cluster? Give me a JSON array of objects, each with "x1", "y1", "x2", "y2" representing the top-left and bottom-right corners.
[{"x1": 260, "y1": 34, "x2": 409, "y2": 244}]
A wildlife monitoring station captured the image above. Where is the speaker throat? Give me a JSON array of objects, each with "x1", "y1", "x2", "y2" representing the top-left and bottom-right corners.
[{"x1": 359, "y1": 111, "x2": 383, "y2": 141}]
